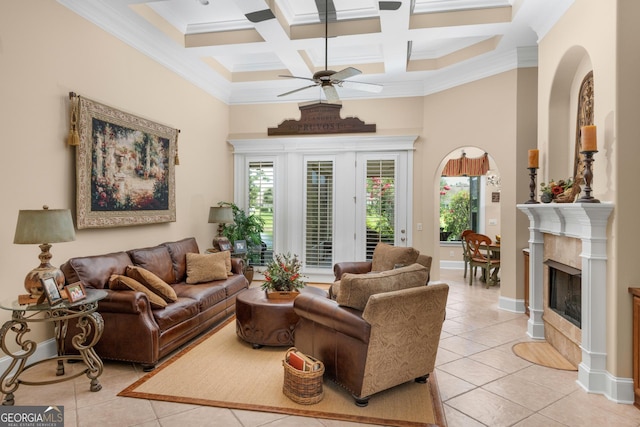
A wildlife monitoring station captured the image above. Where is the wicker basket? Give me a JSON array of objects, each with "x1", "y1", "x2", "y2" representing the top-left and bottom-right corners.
[{"x1": 282, "y1": 348, "x2": 325, "y2": 404}]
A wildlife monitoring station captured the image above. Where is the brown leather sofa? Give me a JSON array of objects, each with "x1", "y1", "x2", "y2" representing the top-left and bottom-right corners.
[
  {"x1": 294, "y1": 263, "x2": 448, "y2": 406},
  {"x1": 60, "y1": 237, "x2": 248, "y2": 370}
]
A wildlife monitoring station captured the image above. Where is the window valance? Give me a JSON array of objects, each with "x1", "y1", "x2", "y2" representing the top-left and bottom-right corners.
[{"x1": 442, "y1": 152, "x2": 490, "y2": 177}]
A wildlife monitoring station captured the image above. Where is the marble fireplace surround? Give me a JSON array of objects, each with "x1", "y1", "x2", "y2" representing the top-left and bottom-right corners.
[
  {"x1": 543, "y1": 234, "x2": 583, "y2": 368},
  {"x1": 517, "y1": 203, "x2": 616, "y2": 398}
]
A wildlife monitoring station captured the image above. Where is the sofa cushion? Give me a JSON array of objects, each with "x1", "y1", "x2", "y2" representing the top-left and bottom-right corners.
[
  {"x1": 371, "y1": 243, "x2": 420, "y2": 272},
  {"x1": 162, "y1": 237, "x2": 200, "y2": 283},
  {"x1": 109, "y1": 274, "x2": 168, "y2": 309},
  {"x1": 185, "y1": 252, "x2": 228, "y2": 284},
  {"x1": 337, "y1": 263, "x2": 428, "y2": 311},
  {"x1": 126, "y1": 265, "x2": 178, "y2": 303},
  {"x1": 173, "y1": 282, "x2": 227, "y2": 311},
  {"x1": 128, "y1": 245, "x2": 176, "y2": 284},
  {"x1": 152, "y1": 297, "x2": 200, "y2": 332},
  {"x1": 61, "y1": 251, "x2": 132, "y2": 290}
]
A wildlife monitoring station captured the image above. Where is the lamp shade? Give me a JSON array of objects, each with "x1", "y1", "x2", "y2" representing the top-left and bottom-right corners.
[
  {"x1": 208, "y1": 206, "x2": 234, "y2": 224},
  {"x1": 14, "y1": 206, "x2": 76, "y2": 244}
]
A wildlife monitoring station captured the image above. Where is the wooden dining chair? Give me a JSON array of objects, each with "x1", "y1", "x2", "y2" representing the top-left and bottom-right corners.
[
  {"x1": 460, "y1": 229, "x2": 475, "y2": 279},
  {"x1": 466, "y1": 233, "x2": 500, "y2": 288}
]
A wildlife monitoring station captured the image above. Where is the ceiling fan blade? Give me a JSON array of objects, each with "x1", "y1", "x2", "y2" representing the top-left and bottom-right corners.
[
  {"x1": 245, "y1": 9, "x2": 275, "y2": 23},
  {"x1": 279, "y1": 75, "x2": 317, "y2": 83},
  {"x1": 323, "y1": 85, "x2": 340, "y2": 103},
  {"x1": 330, "y1": 67, "x2": 361, "y2": 82},
  {"x1": 341, "y1": 80, "x2": 383, "y2": 93},
  {"x1": 278, "y1": 84, "x2": 318, "y2": 98},
  {"x1": 379, "y1": 1, "x2": 402, "y2": 11}
]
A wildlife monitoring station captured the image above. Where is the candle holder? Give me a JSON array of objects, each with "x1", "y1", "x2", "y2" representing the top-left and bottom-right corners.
[
  {"x1": 576, "y1": 150, "x2": 600, "y2": 203},
  {"x1": 525, "y1": 167, "x2": 539, "y2": 204}
]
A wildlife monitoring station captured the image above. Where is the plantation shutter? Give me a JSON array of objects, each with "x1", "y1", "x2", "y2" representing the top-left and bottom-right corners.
[
  {"x1": 305, "y1": 160, "x2": 334, "y2": 268},
  {"x1": 365, "y1": 159, "x2": 396, "y2": 260},
  {"x1": 248, "y1": 161, "x2": 274, "y2": 266}
]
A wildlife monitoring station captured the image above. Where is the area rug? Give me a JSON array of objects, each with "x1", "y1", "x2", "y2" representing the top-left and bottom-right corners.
[
  {"x1": 512, "y1": 342, "x2": 577, "y2": 371},
  {"x1": 119, "y1": 317, "x2": 446, "y2": 427}
]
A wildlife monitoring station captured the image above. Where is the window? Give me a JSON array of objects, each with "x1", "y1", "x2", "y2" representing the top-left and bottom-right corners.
[
  {"x1": 305, "y1": 160, "x2": 334, "y2": 268},
  {"x1": 248, "y1": 161, "x2": 274, "y2": 266},
  {"x1": 439, "y1": 176, "x2": 480, "y2": 241},
  {"x1": 365, "y1": 160, "x2": 396, "y2": 260}
]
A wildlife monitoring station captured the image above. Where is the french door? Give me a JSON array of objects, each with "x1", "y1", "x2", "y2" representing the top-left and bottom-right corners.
[{"x1": 230, "y1": 135, "x2": 415, "y2": 282}]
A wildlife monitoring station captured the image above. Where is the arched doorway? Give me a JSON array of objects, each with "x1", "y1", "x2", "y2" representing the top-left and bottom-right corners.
[{"x1": 434, "y1": 147, "x2": 501, "y2": 275}]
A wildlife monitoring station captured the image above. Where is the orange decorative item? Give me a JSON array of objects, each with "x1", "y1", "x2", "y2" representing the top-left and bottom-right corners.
[
  {"x1": 581, "y1": 125, "x2": 597, "y2": 151},
  {"x1": 528, "y1": 149, "x2": 539, "y2": 168}
]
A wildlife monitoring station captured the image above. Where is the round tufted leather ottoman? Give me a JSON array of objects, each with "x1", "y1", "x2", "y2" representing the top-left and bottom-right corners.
[{"x1": 235, "y1": 286, "x2": 327, "y2": 349}]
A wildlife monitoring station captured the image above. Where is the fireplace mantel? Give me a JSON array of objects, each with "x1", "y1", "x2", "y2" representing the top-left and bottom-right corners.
[
  {"x1": 518, "y1": 203, "x2": 613, "y2": 240},
  {"x1": 518, "y1": 202, "x2": 614, "y2": 397}
]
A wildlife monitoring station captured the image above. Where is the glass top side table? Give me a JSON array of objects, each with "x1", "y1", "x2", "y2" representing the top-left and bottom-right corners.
[{"x1": 0, "y1": 288, "x2": 107, "y2": 406}]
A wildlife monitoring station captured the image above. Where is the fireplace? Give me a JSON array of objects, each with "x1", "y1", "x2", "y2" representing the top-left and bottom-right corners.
[
  {"x1": 545, "y1": 260, "x2": 581, "y2": 328},
  {"x1": 541, "y1": 235, "x2": 582, "y2": 367},
  {"x1": 518, "y1": 202, "x2": 614, "y2": 397}
]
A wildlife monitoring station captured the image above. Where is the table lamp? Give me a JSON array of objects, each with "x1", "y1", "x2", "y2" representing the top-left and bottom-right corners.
[
  {"x1": 208, "y1": 206, "x2": 234, "y2": 247},
  {"x1": 13, "y1": 206, "x2": 76, "y2": 297}
]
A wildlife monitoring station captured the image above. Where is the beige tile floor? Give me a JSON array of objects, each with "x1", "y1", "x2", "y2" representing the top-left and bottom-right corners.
[{"x1": 4, "y1": 269, "x2": 640, "y2": 426}]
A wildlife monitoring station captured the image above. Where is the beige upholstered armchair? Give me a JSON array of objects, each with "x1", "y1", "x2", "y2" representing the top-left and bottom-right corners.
[
  {"x1": 293, "y1": 263, "x2": 448, "y2": 406},
  {"x1": 332, "y1": 243, "x2": 432, "y2": 294}
]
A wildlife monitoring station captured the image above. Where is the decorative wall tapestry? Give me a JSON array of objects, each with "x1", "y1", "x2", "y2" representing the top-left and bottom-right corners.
[{"x1": 71, "y1": 93, "x2": 179, "y2": 229}]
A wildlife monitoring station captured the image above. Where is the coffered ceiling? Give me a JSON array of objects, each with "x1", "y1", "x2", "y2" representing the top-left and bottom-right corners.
[{"x1": 58, "y1": 0, "x2": 573, "y2": 104}]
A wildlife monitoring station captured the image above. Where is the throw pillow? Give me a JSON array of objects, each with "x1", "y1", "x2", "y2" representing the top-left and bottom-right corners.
[
  {"x1": 185, "y1": 252, "x2": 228, "y2": 284},
  {"x1": 126, "y1": 265, "x2": 178, "y2": 302},
  {"x1": 337, "y1": 263, "x2": 428, "y2": 311},
  {"x1": 109, "y1": 274, "x2": 167, "y2": 309},
  {"x1": 221, "y1": 250, "x2": 233, "y2": 276},
  {"x1": 329, "y1": 280, "x2": 340, "y2": 300},
  {"x1": 371, "y1": 243, "x2": 419, "y2": 272}
]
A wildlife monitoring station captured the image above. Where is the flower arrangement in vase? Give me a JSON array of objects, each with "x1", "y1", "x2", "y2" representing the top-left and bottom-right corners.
[
  {"x1": 540, "y1": 178, "x2": 575, "y2": 203},
  {"x1": 261, "y1": 253, "x2": 306, "y2": 299}
]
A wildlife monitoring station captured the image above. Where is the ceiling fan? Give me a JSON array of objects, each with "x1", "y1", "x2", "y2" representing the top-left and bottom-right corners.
[{"x1": 277, "y1": 0, "x2": 383, "y2": 103}]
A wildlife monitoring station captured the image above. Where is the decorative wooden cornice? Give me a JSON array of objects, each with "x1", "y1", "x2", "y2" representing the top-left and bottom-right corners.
[{"x1": 267, "y1": 102, "x2": 376, "y2": 135}]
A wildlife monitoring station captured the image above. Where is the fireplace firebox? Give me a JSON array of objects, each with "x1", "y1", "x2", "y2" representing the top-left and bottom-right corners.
[{"x1": 545, "y1": 259, "x2": 582, "y2": 328}]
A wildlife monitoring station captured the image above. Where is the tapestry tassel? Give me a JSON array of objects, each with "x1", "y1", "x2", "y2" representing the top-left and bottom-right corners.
[
  {"x1": 174, "y1": 129, "x2": 181, "y2": 165},
  {"x1": 68, "y1": 92, "x2": 80, "y2": 146}
]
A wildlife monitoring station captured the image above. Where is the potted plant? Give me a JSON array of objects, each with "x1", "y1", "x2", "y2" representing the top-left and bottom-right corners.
[
  {"x1": 218, "y1": 202, "x2": 264, "y2": 247},
  {"x1": 218, "y1": 202, "x2": 265, "y2": 282},
  {"x1": 261, "y1": 253, "x2": 306, "y2": 299}
]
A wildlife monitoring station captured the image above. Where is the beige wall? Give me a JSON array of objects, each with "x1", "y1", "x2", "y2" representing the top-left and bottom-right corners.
[
  {"x1": 0, "y1": 2, "x2": 232, "y2": 340},
  {"x1": 420, "y1": 69, "x2": 536, "y2": 302},
  {"x1": 538, "y1": 0, "x2": 640, "y2": 378},
  {"x1": 229, "y1": 97, "x2": 424, "y2": 137},
  {"x1": 616, "y1": 0, "x2": 640, "y2": 380}
]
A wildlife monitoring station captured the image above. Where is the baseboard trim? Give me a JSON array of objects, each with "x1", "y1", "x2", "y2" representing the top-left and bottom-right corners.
[
  {"x1": 498, "y1": 295, "x2": 526, "y2": 313},
  {"x1": 0, "y1": 338, "x2": 57, "y2": 375},
  {"x1": 440, "y1": 260, "x2": 464, "y2": 270},
  {"x1": 576, "y1": 365, "x2": 635, "y2": 405}
]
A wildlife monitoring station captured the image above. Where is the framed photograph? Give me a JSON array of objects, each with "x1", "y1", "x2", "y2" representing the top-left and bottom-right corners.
[
  {"x1": 233, "y1": 240, "x2": 247, "y2": 254},
  {"x1": 65, "y1": 282, "x2": 87, "y2": 303},
  {"x1": 74, "y1": 94, "x2": 179, "y2": 229},
  {"x1": 218, "y1": 239, "x2": 232, "y2": 252},
  {"x1": 41, "y1": 276, "x2": 63, "y2": 305}
]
